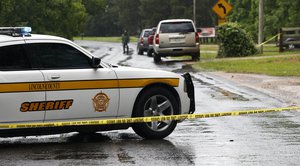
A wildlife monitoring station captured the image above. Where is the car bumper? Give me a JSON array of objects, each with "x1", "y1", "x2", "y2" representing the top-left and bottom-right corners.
[
  {"x1": 182, "y1": 73, "x2": 195, "y2": 114},
  {"x1": 154, "y1": 45, "x2": 199, "y2": 56},
  {"x1": 138, "y1": 44, "x2": 149, "y2": 51}
]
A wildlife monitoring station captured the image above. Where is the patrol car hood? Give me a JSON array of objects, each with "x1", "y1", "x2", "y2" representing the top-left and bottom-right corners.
[{"x1": 111, "y1": 66, "x2": 180, "y2": 79}]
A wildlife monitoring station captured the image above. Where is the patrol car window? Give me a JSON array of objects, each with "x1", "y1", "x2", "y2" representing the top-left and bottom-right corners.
[
  {"x1": 27, "y1": 43, "x2": 91, "y2": 69},
  {"x1": 0, "y1": 45, "x2": 31, "y2": 70}
]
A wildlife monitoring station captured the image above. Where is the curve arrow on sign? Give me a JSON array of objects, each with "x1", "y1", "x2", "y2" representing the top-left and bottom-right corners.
[{"x1": 218, "y1": 3, "x2": 226, "y2": 14}]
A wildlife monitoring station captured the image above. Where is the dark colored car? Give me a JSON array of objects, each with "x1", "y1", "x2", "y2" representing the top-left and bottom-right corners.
[
  {"x1": 146, "y1": 27, "x2": 157, "y2": 57},
  {"x1": 137, "y1": 29, "x2": 152, "y2": 55},
  {"x1": 283, "y1": 38, "x2": 300, "y2": 49},
  {"x1": 277, "y1": 38, "x2": 300, "y2": 49}
]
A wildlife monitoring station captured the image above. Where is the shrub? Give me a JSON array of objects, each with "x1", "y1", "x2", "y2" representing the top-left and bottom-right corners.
[{"x1": 217, "y1": 22, "x2": 258, "y2": 58}]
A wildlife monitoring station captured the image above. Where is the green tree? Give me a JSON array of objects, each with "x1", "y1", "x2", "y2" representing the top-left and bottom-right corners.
[
  {"x1": 0, "y1": 0, "x2": 87, "y2": 39},
  {"x1": 287, "y1": 1, "x2": 300, "y2": 26},
  {"x1": 0, "y1": 0, "x2": 15, "y2": 25},
  {"x1": 7, "y1": 0, "x2": 300, "y2": 39},
  {"x1": 116, "y1": 0, "x2": 141, "y2": 35},
  {"x1": 139, "y1": 0, "x2": 217, "y2": 29},
  {"x1": 217, "y1": 22, "x2": 258, "y2": 57},
  {"x1": 83, "y1": 0, "x2": 116, "y2": 36},
  {"x1": 196, "y1": 0, "x2": 218, "y2": 27},
  {"x1": 139, "y1": 0, "x2": 172, "y2": 29},
  {"x1": 170, "y1": 0, "x2": 193, "y2": 19},
  {"x1": 227, "y1": 0, "x2": 257, "y2": 41},
  {"x1": 229, "y1": 0, "x2": 300, "y2": 42}
]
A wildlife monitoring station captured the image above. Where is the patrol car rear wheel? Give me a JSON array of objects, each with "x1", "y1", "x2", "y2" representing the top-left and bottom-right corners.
[{"x1": 132, "y1": 87, "x2": 179, "y2": 139}]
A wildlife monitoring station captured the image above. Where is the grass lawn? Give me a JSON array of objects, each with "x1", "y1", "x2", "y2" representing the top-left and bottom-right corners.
[
  {"x1": 200, "y1": 44, "x2": 300, "y2": 59},
  {"x1": 194, "y1": 56, "x2": 300, "y2": 76},
  {"x1": 195, "y1": 44, "x2": 300, "y2": 76}
]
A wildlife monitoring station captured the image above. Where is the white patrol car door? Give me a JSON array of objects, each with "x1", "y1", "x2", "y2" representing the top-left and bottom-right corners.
[
  {"x1": 0, "y1": 42, "x2": 45, "y2": 123},
  {"x1": 24, "y1": 42, "x2": 119, "y2": 122}
]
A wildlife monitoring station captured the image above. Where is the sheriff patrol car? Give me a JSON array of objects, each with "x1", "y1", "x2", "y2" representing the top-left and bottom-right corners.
[{"x1": 0, "y1": 27, "x2": 195, "y2": 139}]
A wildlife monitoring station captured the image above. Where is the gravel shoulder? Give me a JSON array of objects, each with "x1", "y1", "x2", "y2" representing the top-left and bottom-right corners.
[{"x1": 212, "y1": 72, "x2": 300, "y2": 106}]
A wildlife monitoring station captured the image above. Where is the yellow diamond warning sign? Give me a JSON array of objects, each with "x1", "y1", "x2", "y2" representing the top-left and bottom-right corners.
[{"x1": 213, "y1": 0, "x2": 232, "y2": 18}]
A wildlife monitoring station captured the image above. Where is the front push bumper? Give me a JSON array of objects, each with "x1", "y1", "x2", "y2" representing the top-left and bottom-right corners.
[{"x1": 182, "y1": 73, "x2": 195, "y2": 114}]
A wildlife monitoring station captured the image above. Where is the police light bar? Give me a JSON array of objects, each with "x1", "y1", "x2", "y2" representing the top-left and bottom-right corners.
[{"x1": 0, "y1": 27, "x2": 32, "y2": 37}]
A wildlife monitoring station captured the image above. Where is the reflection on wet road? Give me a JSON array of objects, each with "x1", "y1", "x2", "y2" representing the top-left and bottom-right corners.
[
  {"x1": 0, "y1": 41, "x2": 299, "y2": 165},
  {"x1": 0, "y1": 132, "x2": 194, "y2": 165}
]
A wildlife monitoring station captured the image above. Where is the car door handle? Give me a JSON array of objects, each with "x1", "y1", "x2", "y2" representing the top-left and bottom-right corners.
[{"x1": 50, "y1": 75, "x2": 60, "y2": 80}]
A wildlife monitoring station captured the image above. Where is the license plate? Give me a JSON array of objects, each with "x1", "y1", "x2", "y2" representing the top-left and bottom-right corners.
[{"x1": 170, "y1": 38, "x2": 185, "y2": 43}]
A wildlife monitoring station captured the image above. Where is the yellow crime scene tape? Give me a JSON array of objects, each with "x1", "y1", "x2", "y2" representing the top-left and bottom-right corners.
[
  {"x1": 257, "y1": 33, "x2": 280, "y2": 47},
  {"x1": 0, "y1": 106, "x2": 299, "y2": 129}
]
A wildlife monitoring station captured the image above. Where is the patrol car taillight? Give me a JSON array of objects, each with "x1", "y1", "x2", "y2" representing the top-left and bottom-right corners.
[{"x1": 0, "y1": 27, "x2": 32, "y2": 37}]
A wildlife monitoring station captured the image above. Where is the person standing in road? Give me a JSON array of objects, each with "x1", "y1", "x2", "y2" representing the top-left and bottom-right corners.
[{"x1": 122, "y1": 30, "x2": 130, "y2": 54}]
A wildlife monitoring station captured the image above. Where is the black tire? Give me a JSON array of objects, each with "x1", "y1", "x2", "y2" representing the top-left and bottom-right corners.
[
  {"x1": 147, "y1": 49, "x2": 153, "y2": 57},
  {"x1": 132, "y1": 87, "x2": 179, "y2": 139},
  {"x1": 153, "y1": 53, "x2": 161, "y2": 63},
  {"x1": 137, "y1": 46, "x2": 143, "y2": 55},
  {"x1": 192, "y1": 52, "x2": 200, "y2": 61}
]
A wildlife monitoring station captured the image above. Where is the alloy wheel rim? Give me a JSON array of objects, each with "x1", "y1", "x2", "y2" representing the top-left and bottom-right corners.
[{"x1": 143, "y1": 95, "x2": 174, "y2": 131}]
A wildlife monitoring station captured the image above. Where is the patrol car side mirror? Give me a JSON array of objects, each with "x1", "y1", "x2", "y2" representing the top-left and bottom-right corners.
[
  {"x1": 91, "y1": 57, "x2": 101, "y2": 68},
  {"x1": 197, "y1": 28, "x2": 202, "y2": 33}
]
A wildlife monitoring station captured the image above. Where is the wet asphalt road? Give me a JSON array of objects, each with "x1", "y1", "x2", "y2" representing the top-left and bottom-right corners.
[{"x1": 0, "y1": 41, "x2": 299, "y2": 166}]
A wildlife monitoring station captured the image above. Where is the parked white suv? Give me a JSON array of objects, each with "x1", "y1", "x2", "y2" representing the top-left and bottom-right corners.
[{"x1": 153, "y1": 19, "x2": 200, "y2": 63}]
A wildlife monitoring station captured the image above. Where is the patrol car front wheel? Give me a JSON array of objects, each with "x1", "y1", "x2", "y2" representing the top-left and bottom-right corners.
[{"x1": 132, "y1": 87, "x2": 179, "y2": 139}]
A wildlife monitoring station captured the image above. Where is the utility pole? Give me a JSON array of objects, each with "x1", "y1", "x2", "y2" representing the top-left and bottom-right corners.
[
  {"x1": 193, "y1": 0, "x2": 196, "y2": 26},
  {"x1": 258, "y1": 0, "x2": 264, "y2": 53}
]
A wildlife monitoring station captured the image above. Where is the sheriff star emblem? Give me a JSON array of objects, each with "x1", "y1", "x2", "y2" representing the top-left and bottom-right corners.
[{"x1": 92, "y1": 92, "x2": 110, "y2": 112}]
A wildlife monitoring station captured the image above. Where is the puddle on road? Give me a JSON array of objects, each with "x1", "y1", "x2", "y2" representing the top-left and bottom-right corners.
[
  {"x1": 117, "y1": 49, "x2": 134, "y2": 66},
  {"x1": 172, "y1": 64, "x2": 249, "y2": 101},
  {"x1": 172, "y1": 64, "x2": 198, "y2": 73},
  {"x1": 219, "y1": 89, "x2": 249, "y2": 101},
  {"x1": 53, "y1": 151, "x2": 109, "y2": 160},
  {"x1": 81, "y1": 46, "x2": 100, "y2": 54},
  {"x1": 0, "y1": 132, "x2": 196, "y2": 165},
  {"x1": 191, "y1": 74, "x2": 250, "y2": 101},
  {"x1": 99, "y1": 53, "x2": 110, "y2": 59},
  {"x1": 117, "y1": 148, "x2": 135, "y2": 164}
]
